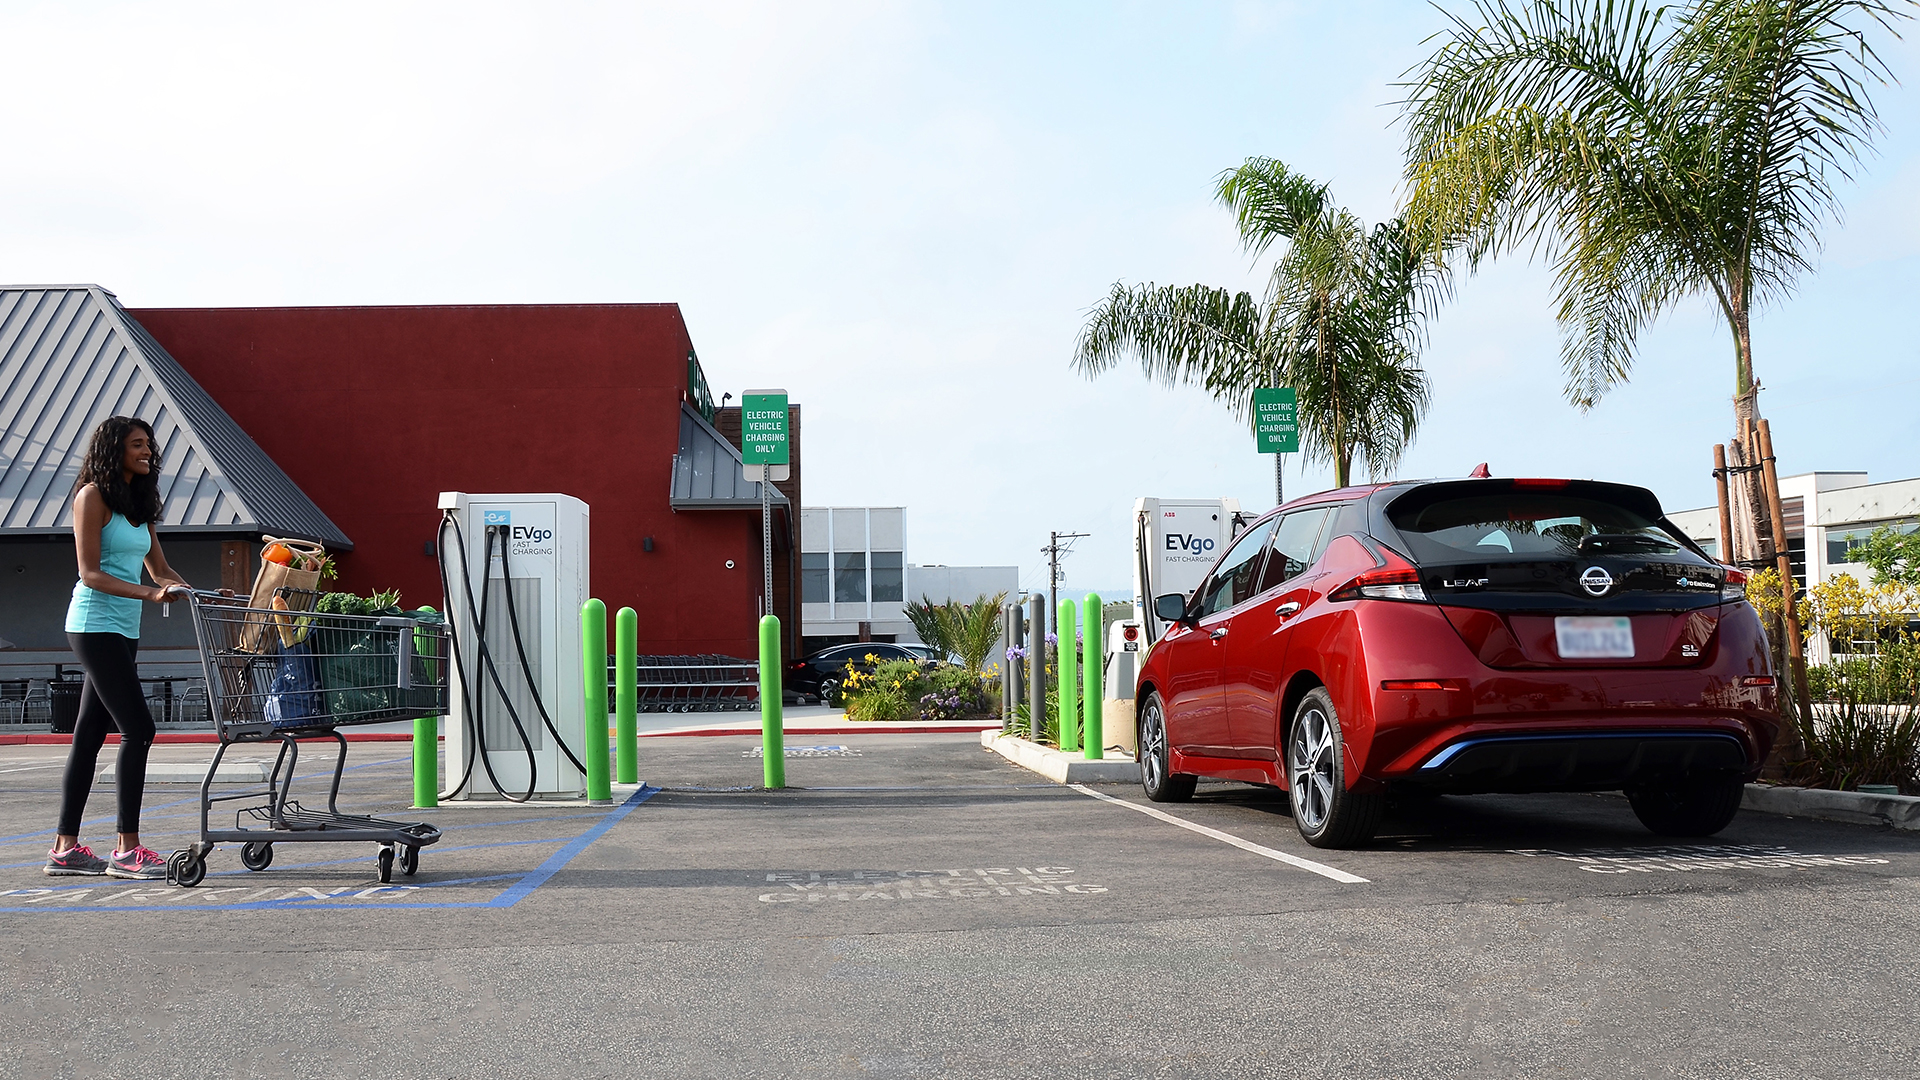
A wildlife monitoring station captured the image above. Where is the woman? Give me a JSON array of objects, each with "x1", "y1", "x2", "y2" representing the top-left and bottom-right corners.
[{"x1": 45, "y1": 417, "x2": 196, "y2": 880}]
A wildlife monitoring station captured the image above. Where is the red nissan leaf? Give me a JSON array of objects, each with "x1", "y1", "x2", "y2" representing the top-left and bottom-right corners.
[{"x1": 1134, "y1": 477, "x2": 1779, "y2": 848}]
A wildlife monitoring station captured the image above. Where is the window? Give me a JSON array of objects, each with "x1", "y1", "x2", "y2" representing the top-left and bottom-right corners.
[
  {"x1": 1389, "y1": 492, "x2": 1700, "y2": 565},
  {"x1": 1257, "y1": 508, "x2": 1333, "y2": 593},
  {"x1": 835, "y1": 551, "x2": 867, "y2": 604},
  {"x1": 801, "y1": 552, "x2": 830, "y2": 603},
  {"x1": 1197, "y1": 519, "x2": 1277, "y2": 617},
  {"x1": 871, "y1": 551, "x2": 904, "y2": 602}
]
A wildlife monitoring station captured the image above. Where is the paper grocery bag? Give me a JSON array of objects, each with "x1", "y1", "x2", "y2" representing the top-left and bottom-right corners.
[{"x1": 238, "y1": 537, "x2": 325, "y2": 653}]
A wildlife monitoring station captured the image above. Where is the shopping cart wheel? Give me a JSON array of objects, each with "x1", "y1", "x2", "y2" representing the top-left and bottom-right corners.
[
  {"x1": 398, "y1": 845, "x2": 419, "y2": 877},
  {"x1": 169, "y1": 850, "x2": 206, "y2": 888},
  {"x1": 240, "y1": 842, "x2": 273, "y2": 871},
  {"x1": 376, "y1": 846, "x2": 394, "y2": 884}
]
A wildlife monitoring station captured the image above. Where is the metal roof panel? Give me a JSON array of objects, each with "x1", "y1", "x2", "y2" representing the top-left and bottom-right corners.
[{"x1": 0, "y1": 286, "x2": 351, "y2": 548}]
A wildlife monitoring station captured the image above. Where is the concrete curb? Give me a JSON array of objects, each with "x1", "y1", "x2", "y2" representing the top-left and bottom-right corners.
[
  {"x1": 980, "y1": 730, "x2": 1141, "y2": 784},
  {"x1": 1742, "y1": 783, "x2": 1920, "y2": 831}
]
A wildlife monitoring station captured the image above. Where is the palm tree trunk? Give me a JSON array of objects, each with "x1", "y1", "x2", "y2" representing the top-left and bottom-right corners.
[
  {"x1": 1727, "y1": 294, "x2": 1773, "y2": 568},
  {"x1": 1318, "y1": 294, "x2": 1350, "y2": 488}
]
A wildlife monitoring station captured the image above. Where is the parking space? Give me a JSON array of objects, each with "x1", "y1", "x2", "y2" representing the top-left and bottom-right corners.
[{"x1": 2, "y1": 734, "x2": 1918, "y2": 1078}]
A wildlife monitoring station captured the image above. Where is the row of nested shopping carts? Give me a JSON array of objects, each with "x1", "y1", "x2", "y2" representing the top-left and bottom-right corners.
[
  {"x1": 617, "y1": 654, "x2": 760, "y2": 712},
  {"x1": 165, "y1": 588, "x2": 451, "y2": 888}
]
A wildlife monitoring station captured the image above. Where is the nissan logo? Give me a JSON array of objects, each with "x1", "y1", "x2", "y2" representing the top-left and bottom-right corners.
[{"x1": 1579, "y1": 566, "x2": 1614, "y2": 597}]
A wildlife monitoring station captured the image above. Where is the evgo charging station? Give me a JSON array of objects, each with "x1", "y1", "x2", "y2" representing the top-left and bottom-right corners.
[{"x1": 438, "y1": 491, "x2": 593, "y2": 801}]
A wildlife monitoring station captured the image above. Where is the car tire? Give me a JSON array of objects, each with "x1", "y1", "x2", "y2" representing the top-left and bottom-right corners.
[
  {"x1": 819, "y1": 677, "x2": 841, "y2": 708},
  {"x1": 1627, "y1": 775, "x2": 1745, "y2": 837},
  {"x1": 1285, "y1": 687, "x2": 1383, "y2": 848},
  {"x1": 1138, "y1": 692, "x2": 1195, "y2": 803}
]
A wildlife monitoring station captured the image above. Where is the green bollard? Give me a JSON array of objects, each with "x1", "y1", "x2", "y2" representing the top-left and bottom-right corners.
[
  {"x1": 412, "y1": 714, "x2": 437, "y2": 808},
  {"x1": 581, "y1": 599, "x2": 613, "y2": 804},
  {"x1": 1083, "y1": 592, "x2": 1104, "y2": 759},
  {"x1": 759, "y1": 615, "x2": 785, "y2": 789},
  {"x1": 615, "y1": 606, "x2": 638, "y2": 784},
  {"x1": 412, "y1": 606, "x2": 440, "y2": 808},
  {"x1": 1057, "y1": 598, "x2": 1078, "y2": 753}
]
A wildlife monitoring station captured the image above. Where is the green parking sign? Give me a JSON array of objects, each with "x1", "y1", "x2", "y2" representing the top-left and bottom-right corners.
[
  {"x1": 742, "y1": 390, "x2": 789, "y2": 466},
  {"x1": 1253, "y1": 387, "x2": 1298, "y2": 454}
]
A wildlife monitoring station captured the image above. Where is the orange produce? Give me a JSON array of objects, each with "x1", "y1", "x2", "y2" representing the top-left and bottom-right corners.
[{"x1": 263, "y1": 543, "x2": 293, "y2": 565}]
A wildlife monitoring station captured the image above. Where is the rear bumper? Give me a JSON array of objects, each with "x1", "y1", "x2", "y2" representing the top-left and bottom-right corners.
[{"x1": 1404, "y1": 731, "x2": 1748, "y2": 794}]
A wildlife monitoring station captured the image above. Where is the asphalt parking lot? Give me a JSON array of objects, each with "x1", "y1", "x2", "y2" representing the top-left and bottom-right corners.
[{"x1": 2, "y1": 733, "x2": 1917, "y2": 1080}]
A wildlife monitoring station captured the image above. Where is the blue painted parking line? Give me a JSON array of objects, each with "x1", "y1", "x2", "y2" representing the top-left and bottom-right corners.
[{"x1": 0, "y1": 784, "x2": 658, "y2": 913}]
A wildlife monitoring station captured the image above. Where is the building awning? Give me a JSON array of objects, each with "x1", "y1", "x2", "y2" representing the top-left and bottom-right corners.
[
  {"x1": 0, "y1": 286, "x2": 352, "y2": 548},
  {"x1": 669, "y1": 402, "x2": 789, "y2": 510}
]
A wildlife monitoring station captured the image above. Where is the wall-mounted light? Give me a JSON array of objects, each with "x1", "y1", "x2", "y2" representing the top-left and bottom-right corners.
[
  {"x1": 721, "y1": 392, "x2": 733, "y2": 407},
  {"x1": 642, "y1": 536, "x2": 654, "y2": 553},
  {"x1": 423, "y1": 540, "x2": 436, "y2": 556}
]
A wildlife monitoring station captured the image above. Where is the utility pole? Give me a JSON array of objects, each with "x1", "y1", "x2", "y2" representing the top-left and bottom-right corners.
[{"x1": 1042, "y1": 530, "x2": 1089, "y2": 629}]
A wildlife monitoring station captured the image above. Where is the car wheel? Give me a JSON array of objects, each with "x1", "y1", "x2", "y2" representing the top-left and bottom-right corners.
[
  {"x1": 819, "y1": 678, "x2": 841, "y2": 707},
  {"x1": 1138, "y1": 692, "x2": 1195, "y2": 803},
  {"x1": 1285, "y1": 688, "x2": 1383, "y2": 848},
  {"x1": 1627, "y1": 775, "x2": 1745, "y2": 836}
]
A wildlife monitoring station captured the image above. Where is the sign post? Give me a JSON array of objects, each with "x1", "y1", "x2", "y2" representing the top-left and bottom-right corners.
[
  {"x1": 742, "y1": 390, "x2": 788, "y2": 778},
  {"x1": 1253, "y1": 387, "x2": 1298, "y2": 505}
]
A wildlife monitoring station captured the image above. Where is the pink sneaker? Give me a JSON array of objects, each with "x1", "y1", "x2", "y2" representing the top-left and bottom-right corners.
[
  {"x1": 106, "y1": 846, "x2": 168, "y2": 880},
  {"x1": 44, "y1": 844, "x2": 109, "y2": 876}
]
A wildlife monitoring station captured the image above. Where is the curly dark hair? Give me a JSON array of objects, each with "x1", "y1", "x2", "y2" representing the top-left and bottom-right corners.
[{"x1": 75, "y1": 416, "x2": 164, "y2": 526}]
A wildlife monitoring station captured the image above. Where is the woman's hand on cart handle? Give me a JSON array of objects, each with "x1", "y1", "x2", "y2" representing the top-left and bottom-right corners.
[{"x1": 150, "y1": 583, "x2": 191, "y2": 602}]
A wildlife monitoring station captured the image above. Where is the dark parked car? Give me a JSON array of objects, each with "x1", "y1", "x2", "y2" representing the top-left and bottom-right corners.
[
  {"x1": 1136, "y1": 476, "x2": 1779, "y2": 848},
  {"x1": 788, "y1": 642, "x2": 930, "y2": 705}
]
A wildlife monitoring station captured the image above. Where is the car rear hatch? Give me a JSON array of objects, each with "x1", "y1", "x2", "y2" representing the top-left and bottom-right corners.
[{"x1": 1381, "y1": 479, "x2": 1730, "y2": 670}]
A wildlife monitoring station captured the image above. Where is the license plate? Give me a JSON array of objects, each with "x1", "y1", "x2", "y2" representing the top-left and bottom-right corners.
[
  {"x1": 1555, "y1": 616, "x2": 1634, "y2": 659},
  {"x1": 1122, "y1": 642, "x2": 1139, "y2": 652}
]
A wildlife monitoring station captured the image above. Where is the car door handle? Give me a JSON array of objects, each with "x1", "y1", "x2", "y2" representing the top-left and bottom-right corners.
[
  {"x1": 1209, "y1": 627, "x2": 1228, "y2": 641},
  {"x1": 1275, "y1": 602, "x2": 1302, "y2": 619}
]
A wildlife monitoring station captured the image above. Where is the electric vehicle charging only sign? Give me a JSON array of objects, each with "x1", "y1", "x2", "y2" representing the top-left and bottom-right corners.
[
  {"x1": 1253, "y1": 387, "x2": 1298, "y2": 454},
  {"x1": 742, "y1": 391, "x2": 789, "y2": 466}
]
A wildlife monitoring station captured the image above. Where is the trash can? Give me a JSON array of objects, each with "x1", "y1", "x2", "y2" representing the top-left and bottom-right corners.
[{"x1": 48, "y1": 680, "x2": 82, "y2": 734}]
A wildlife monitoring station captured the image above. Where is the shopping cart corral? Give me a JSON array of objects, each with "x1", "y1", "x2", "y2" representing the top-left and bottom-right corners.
[
  {"x1": 621, "y1": 654, "x2": 759, "y2": 712},
  {"x1": 171, "y1": 589, "x2": 448, "y2": 887}
]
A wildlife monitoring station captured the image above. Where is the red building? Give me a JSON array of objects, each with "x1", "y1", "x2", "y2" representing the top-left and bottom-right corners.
[{"x1": 132, "y1": 302, "x2": 798, "y2": 661}]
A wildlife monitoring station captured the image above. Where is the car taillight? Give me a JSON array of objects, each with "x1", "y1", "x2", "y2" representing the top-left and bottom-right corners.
[
  {"x1": 791, "y1": 662, "x2": 808, "y2": 670},
  {"x1": 1512, "y1": 477, "x2": 1571, "y2": 488},
  {"x1": 1720, "y1": 567, "x2": 1748, "y2": 602},
  {"x1": 1330, "y1": 549, "x2": 1429, "y2": 603}
]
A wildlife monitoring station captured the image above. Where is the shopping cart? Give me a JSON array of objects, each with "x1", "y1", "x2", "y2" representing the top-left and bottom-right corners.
[{"x1": 169, "y1": 589, "x2": 448, "y2": 887}]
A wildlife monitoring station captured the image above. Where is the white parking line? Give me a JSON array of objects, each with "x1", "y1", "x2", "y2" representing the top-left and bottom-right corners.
[
  {"x1": 1069, "y1": 783, "x2": 1369, "y2": 884},
  {"x1": 0, "y1": 762, "x2": 67, "y2": 775}
]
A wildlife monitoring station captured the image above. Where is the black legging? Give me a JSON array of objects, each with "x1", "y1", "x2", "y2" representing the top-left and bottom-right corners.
[{"x1": 56, "y1": 632, "x2": 156, "y2": 837}]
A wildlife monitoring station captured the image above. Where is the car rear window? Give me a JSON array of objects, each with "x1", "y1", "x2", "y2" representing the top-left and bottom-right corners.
[{"x1": 1388, "y1": 491, "x2": 1701, "y2": 564}]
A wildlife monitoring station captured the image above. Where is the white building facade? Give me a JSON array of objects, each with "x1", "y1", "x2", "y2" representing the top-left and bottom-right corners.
[
  {"x1": 799, "y1": 506, "x2": 1019, "y2": 653},
  {"x1": 1668, "y1": 471, "x2": 1920, "y2": 660}
]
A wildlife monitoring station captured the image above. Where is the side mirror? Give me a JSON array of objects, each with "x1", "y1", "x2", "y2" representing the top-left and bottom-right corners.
[{"x1": 1153, "y1": 593, "x2": 1189, "y2": 624}]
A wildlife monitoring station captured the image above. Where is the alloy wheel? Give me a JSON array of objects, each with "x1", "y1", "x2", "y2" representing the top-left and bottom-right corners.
[
  {"x1": 1141, "y1": 700, "x2": 1166, "y2": 790},
  {"x1": 1289, "y1": 704, "x2": 1337, "y2": 832}
]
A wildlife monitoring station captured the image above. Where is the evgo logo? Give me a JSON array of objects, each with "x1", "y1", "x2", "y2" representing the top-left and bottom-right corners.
[{"x1": 1165, "y1": 533, "x2": 1215, "y2": 555}]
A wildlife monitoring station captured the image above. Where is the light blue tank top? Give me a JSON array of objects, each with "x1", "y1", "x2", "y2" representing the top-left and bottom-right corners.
[{"x1": 65, "y1": 511, "x2": 151, "y2": 638}]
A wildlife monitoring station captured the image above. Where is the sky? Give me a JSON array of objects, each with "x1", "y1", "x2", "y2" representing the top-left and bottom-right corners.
[{"x1": 3, "y1": 1, "x2": 1917, "y2": 599}]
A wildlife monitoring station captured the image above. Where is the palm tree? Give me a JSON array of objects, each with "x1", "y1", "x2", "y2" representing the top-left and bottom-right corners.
[
  {"x1": 1074, "y1": 158, "x2": 1441, "y2": 489},
  {"x1": 1400, "y1": 0, "x2": 1910, "y2": 560}
]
